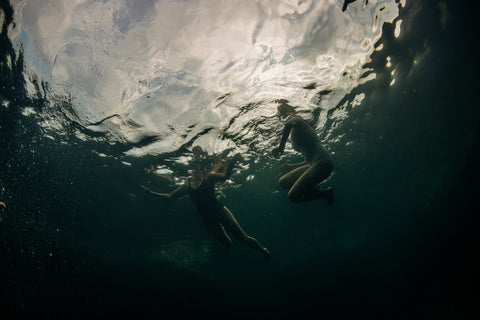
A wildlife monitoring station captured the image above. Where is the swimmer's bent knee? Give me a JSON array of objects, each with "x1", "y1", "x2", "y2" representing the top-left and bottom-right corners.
[{"x1": 278, "y1": 177, "x2": 290, "y2": 189}]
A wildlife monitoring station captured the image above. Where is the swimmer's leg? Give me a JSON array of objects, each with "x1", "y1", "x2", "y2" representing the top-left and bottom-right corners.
[
  {"x1": 278, "y1": 164, "x2": 309, "y2": 189},
  {"x1": 287, "y1": 160, "x2": 333, "y2": 203},
  {"x1": 203, "y1": 217, "x2": 232, "y2": 248},
  {"x1": 220, "y1": 206, "x2": 271, "y2": 261}
]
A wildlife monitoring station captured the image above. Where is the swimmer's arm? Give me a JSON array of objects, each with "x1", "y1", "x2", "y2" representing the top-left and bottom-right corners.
[
  {"x1": 207, "y1": 154, "x2": 241, "y2": 183},
  {"x1": 141, "y1": 183, "x2": 187, "y2": 200},
  {"x1": 272, "y1": 120, "x2": 294, "y2": 157}
]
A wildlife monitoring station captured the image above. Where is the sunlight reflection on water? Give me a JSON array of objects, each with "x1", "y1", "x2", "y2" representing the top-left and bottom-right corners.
[{"x1": 10, "y1": 0, "x2": 401, "y2": 158}]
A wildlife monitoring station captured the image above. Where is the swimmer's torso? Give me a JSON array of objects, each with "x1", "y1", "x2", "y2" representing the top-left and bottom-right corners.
[
  {"x1": 188, "y1": 176, "x2": 223, "y2": 219},
  {"x1": 288, "y1": 116, "x2": 331, "y2": 164}
]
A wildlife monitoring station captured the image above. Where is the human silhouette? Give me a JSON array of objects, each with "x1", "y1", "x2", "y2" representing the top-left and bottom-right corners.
[
  {"x1": 142, "y1": 146, "x2": 271, "y2": 261},
  {"x1": 272, "y1": 102, "x2": 334, "y2": 204}
]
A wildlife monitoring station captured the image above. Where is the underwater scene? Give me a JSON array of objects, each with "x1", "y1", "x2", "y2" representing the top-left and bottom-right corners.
[{"x1": 1, "y1": 0, "x2": 479, "y2": 318}]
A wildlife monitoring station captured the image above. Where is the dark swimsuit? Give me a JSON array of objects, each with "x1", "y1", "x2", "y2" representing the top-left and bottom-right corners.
[{"x1": 188, "y1": 177, "x2": 224, "y2": 222}]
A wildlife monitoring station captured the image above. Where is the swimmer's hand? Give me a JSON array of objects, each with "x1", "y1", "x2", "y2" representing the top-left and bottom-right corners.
[{"x1": 272, "y1": 147, "x2": 282, "y2": 158}]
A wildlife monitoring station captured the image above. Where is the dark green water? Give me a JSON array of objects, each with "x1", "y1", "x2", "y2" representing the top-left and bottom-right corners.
[{"x1": 1, "y1": 0, "x2": 479, "y2": 318}]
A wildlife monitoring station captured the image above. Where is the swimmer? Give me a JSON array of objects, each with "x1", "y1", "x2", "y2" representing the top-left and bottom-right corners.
[
  {"x1": 142, "y1": 146, "x2": 271, "y2": 261},
  {"x1": 272, "y1": 101, "x2": 335, "y2": 204}
]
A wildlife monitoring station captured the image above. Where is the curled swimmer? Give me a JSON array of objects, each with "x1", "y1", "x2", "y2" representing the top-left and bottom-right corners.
[
  {"x1": 272, "y1": 102, "x2": 335, "y2": 204},
  {"x1": 142, "y1": 146, "x2": 271, "y2": 261}
]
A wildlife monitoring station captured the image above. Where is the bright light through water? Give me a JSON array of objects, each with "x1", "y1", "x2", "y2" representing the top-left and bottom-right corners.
[{"x1": 9, "y1": 0, "x2": 401, "y2": 159}]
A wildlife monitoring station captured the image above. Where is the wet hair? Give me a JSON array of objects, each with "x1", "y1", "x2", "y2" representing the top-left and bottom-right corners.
[
  {"x1": 189, "y1": 146, "x2": 213, "y2": 172},
  {"x1": 192, "y1": 145, "x2": 203, "y2": 156}
]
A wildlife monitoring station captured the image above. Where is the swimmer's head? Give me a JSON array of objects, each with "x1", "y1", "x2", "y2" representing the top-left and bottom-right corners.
[
  {"x1": 192, "y1": 145, "x2": 203, "y2": 160},
  {"x1": 189, "y1": 146, "x2": 211, "y2": 173},
  {"x1": 277, "y1": 102, "x2": 296, "y2": 119}
]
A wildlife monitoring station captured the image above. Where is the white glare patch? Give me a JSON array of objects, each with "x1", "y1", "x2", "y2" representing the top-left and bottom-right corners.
[
  {"x1": 96, "y1": 152, "x2": 108, "y2": 158},
  {"x1": 351, "y1": 93, "x2": 365, "y2": 108},
  {"x1": 394, "y1": 20, "x2": 402, "y2": 38},
  {"x1": 174, "y1": 156, "x2": 191, "y2": 165},
  {"x1": 75, "y1": 131, "x2": 88, "y2": 141},
  {"x1": 155, "y1": 168, "x2": 173, "y2": 175},
  {"x1": 6, "y1": 54, "x2": 12, "y2": 69},
  {"x1": 375, "y1": 43, "x2": 384, "y2": 51},
  {"x1": 1, "y1": 100, "x2": 10, "y2": 109},
  {"x1": 390, "y1": 78, "x2": 396, "y2": 86},
  {"x1": 21, "y1": 107, "x2": 36, "y2": 116},
  {"x1": 25, "y1": 76, "x2": 39, "y2": 97},
  {"x1": 246, "y1": 175, "x2": 255, "y2": 181},
  {"x1": 121, "y1": 161, "x2": 132, "y2": 166}
]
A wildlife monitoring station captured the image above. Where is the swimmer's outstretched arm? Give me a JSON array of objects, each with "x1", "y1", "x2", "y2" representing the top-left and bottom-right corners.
[
  {"x1": 141, "y1": 183, "x2": 188, "y2": 200},
  {"x1": 272, "y1": 119, "x2": 294, "y2": 157}
]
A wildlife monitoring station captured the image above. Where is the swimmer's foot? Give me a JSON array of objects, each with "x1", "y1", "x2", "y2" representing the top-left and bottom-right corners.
[
  {"x1": 262, "y1": 248, "x2": 271, "y2": 262},
  {"x1": 325, "y1": 187, "x2": 334, "y2": 206}
]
